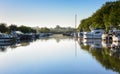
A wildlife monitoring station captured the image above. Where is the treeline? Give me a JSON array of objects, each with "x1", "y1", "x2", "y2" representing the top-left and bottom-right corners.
[
  {"x1": 0, "y1": 23, "x2": 36, "y2": 33},
  {"x1": 38, "y1": 25, "x2": 75, "y2": 34},
  {"x1": 0, "y1": 23, "x2": 75, "y2": 34},
  {"x1": 78, "y1": 0, "x2": 120, "y2": 32}
]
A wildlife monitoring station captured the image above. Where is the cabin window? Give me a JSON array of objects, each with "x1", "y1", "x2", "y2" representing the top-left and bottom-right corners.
[
  {"x1": 117, "y1": 33, "x2": 120, "y2": 36},
  {"x1": 95, "y1": 32, "x2": 100, "y2": 34}
]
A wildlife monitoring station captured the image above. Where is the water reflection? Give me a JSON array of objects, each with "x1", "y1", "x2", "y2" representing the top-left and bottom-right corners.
[
  {"x1": 39, "y1": 34, "x2": 73, "y2": 43},
  {"x1": 0, "y1": 40, "x2": 34, "y2": 52},
  {"x1": 0, "y1": 35, "x2": 118, "y2": 74},
  {"x1": 0, "y1": 35, "x2": 73, "y2": 52},
  {"x1": 0, "y1": 42, "x2": 13, "y2": 52},
  {"x1": 78, "y1": 38, "x2": 120, "y2": 73}
]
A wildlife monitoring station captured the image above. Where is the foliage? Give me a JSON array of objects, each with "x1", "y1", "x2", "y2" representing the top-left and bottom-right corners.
[
  {"x1": 80, "y1": 44, "x2": 120, "y2": 73},
  {"x1": 18, "y1": 25, "x2": 36, "y2": 33},
  {"x1": 0, "y1": 23, "x2": 74, "y2": 34},
  {"x1": 50, "y1": 25, "x2": 75, "y2": 34},
  {"x1": 0, "y1": 23, "x2": 36, "y2": 33},
  {"x1": 0, "y1": 23, "x2": 8, "y2": 33},
  {"x1": 78, "y1": 1, "x2": 120, "y2": 32},
  {"x1": 39, "y1": 27, "x2": 50, "y2": 33},
  {"x1": 9, "y1": 24, "x2": 18, "y2": 31}
]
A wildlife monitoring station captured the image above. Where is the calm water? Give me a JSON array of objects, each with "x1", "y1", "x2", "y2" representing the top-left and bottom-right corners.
[{"x1": 0, "y1": 35, "x2": 118, "y2": 74}]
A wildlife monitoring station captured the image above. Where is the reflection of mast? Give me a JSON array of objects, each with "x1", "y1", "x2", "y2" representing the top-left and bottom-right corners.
[{"x1": 75, "y1": 39, "x2": 77, "y2": 57}]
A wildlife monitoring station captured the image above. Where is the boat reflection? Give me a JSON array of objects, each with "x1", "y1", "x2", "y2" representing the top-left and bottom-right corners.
[
  {"x1": 78, "y1": 38, "x2": 120, "y2": 73},
  {"x1": 82, "y1": 39, "x2": 102, "y2": 48},
  {"x1": 109, "y1": 42, "x2": 120, "y2": 58},
  {"x1": 0, "y1": 35, "x2": 73, "y2": 52},
  {"x1": 0, "y1": 40, "x2": 33, "y2": 52},
  {"x1": 0, "y1": 41, "x2": 14, "y2": 52}
]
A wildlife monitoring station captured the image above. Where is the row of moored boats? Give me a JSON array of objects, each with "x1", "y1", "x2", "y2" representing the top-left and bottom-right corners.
[
  {"x1": 78, "y1": 28, "x2": 120, "y2": 42},
  {"x1": 0, "y1": 31, "x2": 53, "y2": 43}
]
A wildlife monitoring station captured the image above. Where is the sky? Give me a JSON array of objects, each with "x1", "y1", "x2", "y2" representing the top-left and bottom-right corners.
[{"x1": 0, "y1": 0, "x2": 116, "y2": 28}]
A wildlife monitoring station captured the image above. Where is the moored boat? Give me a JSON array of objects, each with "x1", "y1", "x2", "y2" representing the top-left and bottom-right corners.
[
  {"x1": 83, "y1": 28, "x2": 104, "y2": 39},
  {"x1": 0, "y1": 33, "x2": 13, "y2": 42}
]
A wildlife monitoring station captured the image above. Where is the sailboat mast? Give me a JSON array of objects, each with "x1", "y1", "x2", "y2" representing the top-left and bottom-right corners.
[
  {"x1": 74, "y1": 14, "x2": 77, "y2": 37},
  {"x1": 75, "y1": 14, "x2": 77, "y2": 30}
]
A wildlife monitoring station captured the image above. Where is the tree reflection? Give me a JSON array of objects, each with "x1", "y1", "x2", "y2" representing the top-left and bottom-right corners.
[
  {"x1": 78, "y1": 38, "x2": 120, "y2": 73},
  {"x1": 39, "y1": 34, "x2": 73, "y2": 43}
]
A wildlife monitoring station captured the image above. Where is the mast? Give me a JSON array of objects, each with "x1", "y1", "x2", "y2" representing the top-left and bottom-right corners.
[
  {"x1": 75, "y1": 14, "x2": 77, "y2": 32},
  {"x1": 74, "y1": 14, "x2": 77, "y2": 37}
]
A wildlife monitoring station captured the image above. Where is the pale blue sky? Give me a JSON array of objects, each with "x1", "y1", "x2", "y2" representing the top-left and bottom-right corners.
[{"x1": 0, "y1": 0, "x2": 116, "y2": 28}]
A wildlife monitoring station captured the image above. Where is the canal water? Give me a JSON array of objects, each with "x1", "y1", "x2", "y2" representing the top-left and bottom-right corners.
[{"x1": 0, "y1": 34, "x2": 118, "y2": 74}]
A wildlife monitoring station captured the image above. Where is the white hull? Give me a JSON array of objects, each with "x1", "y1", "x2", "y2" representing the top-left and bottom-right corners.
[
  {"x1": 83, "y1": 35, "x2": 102, "y2": 39},
  {"x1": 102, "y1": 34, "x2": 108, "y2": 40},
  {"x1": 0, "y1": 42, "x2": 12, "y2": 45},
  {"x1": 0, "y1": 38, "x2": 13, "y2": 42},
  {"x1": 112, "y1": 35, "x2": 120, "y2": 42},
  {"x1": 82, "y1": 29, "x2": 104, "y2": 39},
  {"x1": 0, "y1": 33, "x2": 13, "y2": 42}
]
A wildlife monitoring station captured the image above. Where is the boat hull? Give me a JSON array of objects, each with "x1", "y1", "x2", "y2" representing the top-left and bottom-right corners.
[
  {"x1": 83, "y1": 34, "x2": 102, "y2": 39},
  {"x1": 112, "y1": 35, "x2": 120, "y2": 42}
]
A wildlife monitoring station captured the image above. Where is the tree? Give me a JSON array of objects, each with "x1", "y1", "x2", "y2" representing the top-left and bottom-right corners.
[
  {"x1": 39, "y1": 27, "x2": 50, "y2": 33},
  {"x1": 18, "y1": 26, "x2": 36, "y2": 33},
  {"x1": 0, "y1": 23, "x2": 8, "y2": 33},
  {"x1": 78, "y1": 0, "x2": 120, "y2": 32},
  {"x1": 55, "y1": 25, "x2": 61, "y2": 29},
  {"x1": 9, "y1": 24, "x2": 18, "y2": 31}
]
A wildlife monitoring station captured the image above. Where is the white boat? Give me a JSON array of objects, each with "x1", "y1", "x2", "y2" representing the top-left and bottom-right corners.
[
  {"x1": 83, "y1": 28, "x2": 104, "y2": 39},
  {"x1": 112, "y1": 35, "x2": 120, "y2": 42},
  {"x1": 78, "y1": 32, "x2": 83, "y2": 38},
  {"x1": 0, "y1": 33, "x2": 13, "y2": 42},
  {"x1": 102, "y1": 34, "x2": 108, "y2": 40},
  {"x1": 102, "y1": 28, "x2": 120, "y2": 41},
  {"x1": 111, "y1": 29, "x2": 120, "y2": 42},
  {"x1": 112, "y1": 41, "x2": 120, "y2": 46},
  {"x1": 112, "y1": 31, "x2": 120, "y2": 42}
]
